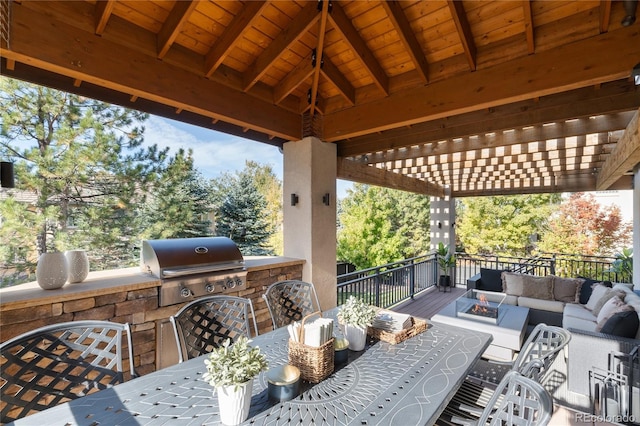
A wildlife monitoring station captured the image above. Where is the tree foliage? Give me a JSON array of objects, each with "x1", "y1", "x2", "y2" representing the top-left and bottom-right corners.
[
  {"x1": 337, "y1": 184, "x2": 430, "y2": 270},
  {"x1": 536, "y1": 192, "x2": 632, "y2": 256},
  {"x1": 456, "y1": 194, "x2": 560, "y2": 256}
]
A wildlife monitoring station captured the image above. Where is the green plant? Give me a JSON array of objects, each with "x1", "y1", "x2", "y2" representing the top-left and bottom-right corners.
[
  {"x1": 606, "y1": 247, "x2": 633, "y2": 283},
  {"x1": 338, "y1": 295, "x2": 377, "y2": 328},
  {"x1": 203, "y1": 336, "x2": 268, "y2": 389},
  {"x1": 436, "y1": 242, "x2": 456, "y2": 274}
]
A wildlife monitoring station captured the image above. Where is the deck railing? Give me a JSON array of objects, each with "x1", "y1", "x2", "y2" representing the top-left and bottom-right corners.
[{"x1": 337, "y1": 252, "x2": 621, "y2": 309}]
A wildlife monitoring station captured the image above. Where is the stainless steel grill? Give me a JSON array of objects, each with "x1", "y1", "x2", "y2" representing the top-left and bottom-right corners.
[{"x1": 140, "y1": 237, "x2": 247, "y2": 307}]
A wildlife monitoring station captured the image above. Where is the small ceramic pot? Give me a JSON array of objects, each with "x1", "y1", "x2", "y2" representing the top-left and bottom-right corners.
[
  {"x1": 65, "y1": 250, "x2": 89, "y2": 283},
  {"x1": 216, "y1": 379, "x2": 253, "y2": 425},
  {"x1": 266, "y1": 364, "x2": 300, "y2": 402},
  {"x1": 344, "y1": 324, "x2": 367, "y2": 351},
  {"x1": 36, "y1": 252, "x2": 69, "y2": 290}
]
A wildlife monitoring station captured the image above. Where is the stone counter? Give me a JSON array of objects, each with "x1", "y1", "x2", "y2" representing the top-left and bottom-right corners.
[{"x1": 0, "y1": 256, "x2": 304, "y2": 375}]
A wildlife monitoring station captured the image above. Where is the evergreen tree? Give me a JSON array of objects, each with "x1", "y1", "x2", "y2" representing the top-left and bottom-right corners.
[
  {"x1": 0, "y1": 77, "x2": 166, "y2": 279},
  {"x1": 213, "y1": 167, "x2": 273, "y2": 256},
  {"x1": 243, "y1": 161, "x2": 282, "y2": 255},
  {"x1": 137, "y1": 148, "x2": 214, "y2": 240},
  {"x1": 337, "y1": 184, "x2": 430, "y2": 270}
]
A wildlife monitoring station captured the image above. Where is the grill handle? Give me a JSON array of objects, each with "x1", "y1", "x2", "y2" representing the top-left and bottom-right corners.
[{"x1": 195, "y1": 246, "x2": 208, "y2": 254}]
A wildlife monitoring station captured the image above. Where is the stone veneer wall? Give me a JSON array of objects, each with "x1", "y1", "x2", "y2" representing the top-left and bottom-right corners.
[{"x1": 0, "y1": 259, "x2": 303, "y2": 377}]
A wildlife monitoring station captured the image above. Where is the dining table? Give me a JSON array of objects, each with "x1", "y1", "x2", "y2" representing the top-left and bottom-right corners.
[{"x1": 8, "y1": 307, "x2": 492, "y2": 426}]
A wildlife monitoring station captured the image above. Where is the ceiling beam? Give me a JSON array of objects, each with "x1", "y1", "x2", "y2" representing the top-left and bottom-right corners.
[
  {"x1": 522, "y1": 0, "x2": 535, "y2": 54},
  {"x1": 600, "y1": 0, "x2": 612, "y2": 33},
  {"x1": 1, "y1": 2, "x2": 301, "y2": 141},
  {"x1": 338, "y1": 80, "x2": 639, "y2": 157},
  {"x1": 597, "y1": 108, "x2": 640, "y2": 189},
  {"x1": 157, "y1": 0, "x2": 198, "y2": 59},
  {"x1": 381, "y1": 1, "x2": 429, "y2": 83},
  {"x1": 329, "y1": 2, "x2": 389, "y2": 96},
  {"x1": 447, "y1": 0, "x2": 476, "y2": 71},
  {"x1": 94, "y1": 0, "x2": 115, "y2": 36},
  {"x1": 320, "y1": 56, "x2": 356, "y2": 106},
  {"x1": 204, "y1": 1, "x2": 268, "y2": 78},
  {"x1": 242, "y1": 1, "x2": 320, "y2": 92},
  {"x1": 337, "y1": 158, "x2": 445, "y2": 197},
  {"x1": 324, "y1": 25, "x2": 640, "y2": 142},
  {"x1": 274, "y1": 51, "x2": 315, "y2": 105},
  {"x1": 309, "y1": 0, "x2": 330, "y2": 116}
]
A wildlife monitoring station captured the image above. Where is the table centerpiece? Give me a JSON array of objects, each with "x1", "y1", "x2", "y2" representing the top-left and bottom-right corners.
[{"x1": 338, "y1": 296, "x2": 376, "y2": 351}]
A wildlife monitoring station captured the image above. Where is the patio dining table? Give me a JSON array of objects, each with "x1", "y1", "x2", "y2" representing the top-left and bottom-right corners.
[{"x1": 8, "y1": 307, "x2": 492, "y2": 426}]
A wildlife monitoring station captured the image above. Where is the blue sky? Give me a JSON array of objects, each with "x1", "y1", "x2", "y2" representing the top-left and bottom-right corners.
[{"x1": 142, "y1": 115, "x2": 354, "y2": 199}]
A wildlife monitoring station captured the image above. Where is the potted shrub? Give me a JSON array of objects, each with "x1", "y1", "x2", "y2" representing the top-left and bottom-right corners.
[
  {"x1": 203, "y1": 336, "x2": 268, "y2": 425},
  {"x1": 606, "y1": 247, "x2": 633, "y2": 283},
  {"x1": 337, "y1": 296, "x2": 377, "y2": 351},
  {"x1": 436, "y1": 242, "x2": 456, "y2": 290}
]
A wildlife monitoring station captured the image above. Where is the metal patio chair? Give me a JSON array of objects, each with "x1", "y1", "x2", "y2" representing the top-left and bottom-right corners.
[
  {"x1": 440, "y1": 323, "x2": 570, "y2": 425},
  {"x1": 0, "y1": 320, "x2": 136, "y2": 423},
  {"x1": 438, "y1": 370, "x2": 554, "y2": 425},
  {"x1": 262, "y1": 280, "x2": 321, "y2": 329},
  {"x1": 170, "y1": 295, "x2": 258, "y2": 363}
]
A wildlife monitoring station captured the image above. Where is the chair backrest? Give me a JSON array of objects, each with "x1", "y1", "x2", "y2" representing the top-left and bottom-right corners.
[
  {"x1": 513, "y1": 323, "x2": 571, "y2": 382},
  {"x1": 478, "y1": 370, "x2": 554, "y2": 426},
  {"x1": 262, "y1": 280, "x2": 321, "y2": 329},
  {"x1": 170, "y1": 295, "x2": 258, "y2": 363},
  {"x1": 0, "y1": 320, "x2": 135, "y2": 423}
]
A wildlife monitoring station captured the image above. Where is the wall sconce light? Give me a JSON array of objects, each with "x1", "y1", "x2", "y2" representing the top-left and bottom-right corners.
[
  {"x1": 1, "y1": 162, "x2": 15, "y2": 188},
  {"x1": 633, "y1": 62, "x2": 640, "y2": 86},
  {"x1": 290, "y1": 193, "x2": 299, "y2": 206},
  {"x1": 322, "y1": 193, "x2": 330, "y2": 206}
]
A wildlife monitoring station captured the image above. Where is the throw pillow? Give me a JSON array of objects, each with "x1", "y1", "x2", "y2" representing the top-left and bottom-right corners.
[
  {"x1": 595, "y1": 297, "x2": 631, "y2": 331},
  {"x1": 520, "y1": 275, "x2": 554, "y2": 300},
  {"x1": 552, "y1": 276, "x2": 584, "y2": 303},
  {"x1": 578, "y1": 277, "x2": 612, "y2": 305},
  {"x1": 591, "y1": 290, "x2": 626, "y2": 317},
  {"x1": 600, "y1": 311, "x2": 640, "y2": 338},
  {"x1": 501, "y1": 272, "x2": 525, "y2": 296},
  {"x1": 585, "y1": 284, "x2": 611, "y2": 311},
  {"x1": 480, "y1": 268, "x2": 507, "y2": 292}
]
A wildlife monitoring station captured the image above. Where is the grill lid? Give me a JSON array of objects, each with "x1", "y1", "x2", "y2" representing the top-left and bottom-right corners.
[{"x1": 141, "y1": 237, "x2": 244, "y2": 278}]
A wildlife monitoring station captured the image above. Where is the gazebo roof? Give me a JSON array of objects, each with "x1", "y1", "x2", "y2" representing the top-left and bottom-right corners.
[{"x1": 1, "y1": 0, "x2": 639, "y2": 197}]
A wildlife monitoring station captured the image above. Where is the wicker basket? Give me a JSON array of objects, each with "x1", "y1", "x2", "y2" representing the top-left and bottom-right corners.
[
  {"x1": 367, "y1": 317, "x2": 428, "y2": 345},
  {"x1": 288, "y1": 312, "x2": 335, "y2": 383}
]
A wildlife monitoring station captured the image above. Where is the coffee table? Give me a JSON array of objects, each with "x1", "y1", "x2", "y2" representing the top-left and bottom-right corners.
[{"x1": 431, "y1": 291, "x2": 530, "y2": 362}]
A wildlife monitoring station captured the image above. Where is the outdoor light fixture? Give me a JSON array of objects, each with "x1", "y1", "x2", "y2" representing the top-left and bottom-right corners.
[
  {"x1": 290, "y1": 193, "x2": 299, "y2": 206},
  {"x1": 633, "y1": 63, "x2": 640, "y2": 86},
  {"x1": 322, "y1": 193, "x2": 330, "y2": 206},
  {"x1": 0, "y1": 161, "x2": 15, "y2": 188}
]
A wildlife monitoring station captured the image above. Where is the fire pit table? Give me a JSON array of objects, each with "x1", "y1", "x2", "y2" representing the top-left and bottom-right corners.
[{"x1": 432, "y1": 290, "x2": 530, "y2": 362}]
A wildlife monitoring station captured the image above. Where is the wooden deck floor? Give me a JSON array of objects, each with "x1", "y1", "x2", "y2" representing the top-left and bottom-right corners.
[{"x1": 390, "y1": 285, "x2": 466, "y2": 319}]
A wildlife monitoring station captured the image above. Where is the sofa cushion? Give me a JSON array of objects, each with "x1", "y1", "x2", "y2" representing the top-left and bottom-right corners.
[
  {"x1": 585, "y1": 284, "x2": 612, "y2": 311},
  {"x1": 552, "y1": 276, "x2": 583, "y2": 303},
  {"x1": 517, "y1": 296, "x2": 564, "y2": 313},
  {"x1": 578, "y1": 277, "x2": 612, "y2": 305},
  {"x1": 563, "y1": 315, "x2": 598, "y2": 332},
  {"x1": 592, "y1": 290, "x2": 625, "y2": 317},
  {"x1": 595, "y1": 298, "x2": 633, "y2": 331},
  {"x1": 520, "y1": 275, "x2": 554, "y2": 300},
  {"x1": 480, "y1": 268, "x2": 507, "y2": 292},
  {"x1": 563, "y1": 303, "x2": 597, "y2": 321},
  {"x1": 501, "y1": 272, "x2": 525, "y2": 296},
  {"x1": 600, "y1": 310, "x2": 640, "y2": 339},
  {"x1": 613, "y1": 284, "x2": 640, "y2": 339}
]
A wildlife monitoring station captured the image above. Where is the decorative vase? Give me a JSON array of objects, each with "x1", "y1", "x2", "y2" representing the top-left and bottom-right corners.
[
  {"x1": 216, "y1": 379, "x2": 253, "y2": 425},
  {"x1": 36, "y1": 252, "x2": 69, "y2": 290},
  {"x1": 344, "y1": 324, "x2": 367, "y2": 351},
  {"x1": 65, "y1": 250, "x2": 89, "y2": 283}
]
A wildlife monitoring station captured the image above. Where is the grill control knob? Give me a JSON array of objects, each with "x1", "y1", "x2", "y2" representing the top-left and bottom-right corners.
[
  {"x1": 234, "y1": 277, "x2": 243, "y2": 287},
  {"x1": 226, "y1": 278, "x2": 235, "y2": 288},
  {"x1": 180, "y1": 286, "x2": 192, "y2": 298},
  {"x1": 205, "y1": 283, "x2": 215, "y2": 293}
]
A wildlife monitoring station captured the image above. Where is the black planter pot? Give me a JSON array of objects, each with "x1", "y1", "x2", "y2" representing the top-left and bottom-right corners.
[{"x1": 438, "y1": 275, "x2": 451, "y2": 292}]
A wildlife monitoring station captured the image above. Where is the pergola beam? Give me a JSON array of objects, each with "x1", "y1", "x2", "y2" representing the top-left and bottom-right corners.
[{"x1": 597, "y1": 108, "x2": 640, "y2": 190}]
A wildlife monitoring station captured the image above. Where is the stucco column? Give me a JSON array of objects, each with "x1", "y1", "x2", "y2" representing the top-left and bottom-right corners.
[
  {"x1": 634, "y1": 165, "x2": 640, "y2": 291},
  {"x1": 283, "y1": 136, "x2": 337, "y2": 310}
]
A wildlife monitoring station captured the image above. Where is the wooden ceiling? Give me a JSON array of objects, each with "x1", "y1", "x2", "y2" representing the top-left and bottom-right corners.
[{"x1": 1, "y1": 0, "x2": 639, "y2": 197}]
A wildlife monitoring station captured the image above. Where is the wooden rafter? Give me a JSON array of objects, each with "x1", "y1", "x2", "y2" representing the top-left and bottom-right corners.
[
  {"x1": 381, "y1": 1, "x2": 429, "y2": 83},
  {"x1": 597, "y1": 108, "x2": 640, "y2": 189},
  {"x1": 157, "y1": 0, "x2": 198, "y2": 59},
  {"x1": 309, "y1": 0, "x2": 330, "y2": 116},
  {"x1": 275, "y1": 51, "x2": 315, "y2": 105},
  {"x1": 522, "y1": 0, "x2": 535, "y2": 54},
  {"x1": 447, "y1": 0, "x2": 476, "y2": 71},
  {"x1": 94, "y1": 0, "x2": 115, "y2": 35},
  {"x1": 320, "y1": 56, "x2": 356, "y2": 106},
  {"x1": 600, "y1": 0, "x2": 612, "y2": 33}
]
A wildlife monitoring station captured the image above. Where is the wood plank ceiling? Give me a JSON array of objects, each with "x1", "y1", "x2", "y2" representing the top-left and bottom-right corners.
[{"x1": 1, "y1": 0, "x2": 639, "y2": 197}]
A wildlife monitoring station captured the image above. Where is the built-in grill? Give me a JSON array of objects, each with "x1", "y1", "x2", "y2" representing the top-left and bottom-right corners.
[{"x1": 141, "y1": 237, "x2": 247, "y2": 307}]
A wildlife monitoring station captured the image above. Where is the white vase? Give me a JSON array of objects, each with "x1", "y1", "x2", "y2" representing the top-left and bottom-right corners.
[
  {"x1": 36, "y1": 252, "x2": 69, "y2": 290},
  {"x1": 216, "y1": 379, "x2": 253, "y2": 425},
  {"x1": 344, "y1": 324, "x2": 368, "y2": 351},
  {"x1": 65, "y1": 250, "x2": 89, "y2": 283}
]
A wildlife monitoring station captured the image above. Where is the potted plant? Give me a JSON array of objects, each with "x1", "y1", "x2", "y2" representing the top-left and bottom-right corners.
[
  {"x1": 606, "y1": 247, "x2": 633, "y2": 283},
  {"x1": 203, "y1": 336, "x2": 268, "y2": 425},
  {"x1": 337, "y1": 296, "x2": 377, "y2": 351},
  {"x1": 436, "y1": 242, "x2": 456, "y2": 290}
]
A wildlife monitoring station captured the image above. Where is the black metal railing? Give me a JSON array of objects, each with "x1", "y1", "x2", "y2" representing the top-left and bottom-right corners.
[{"x1": 337, "y1": 251, "x2": 622, "y2": 309}]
